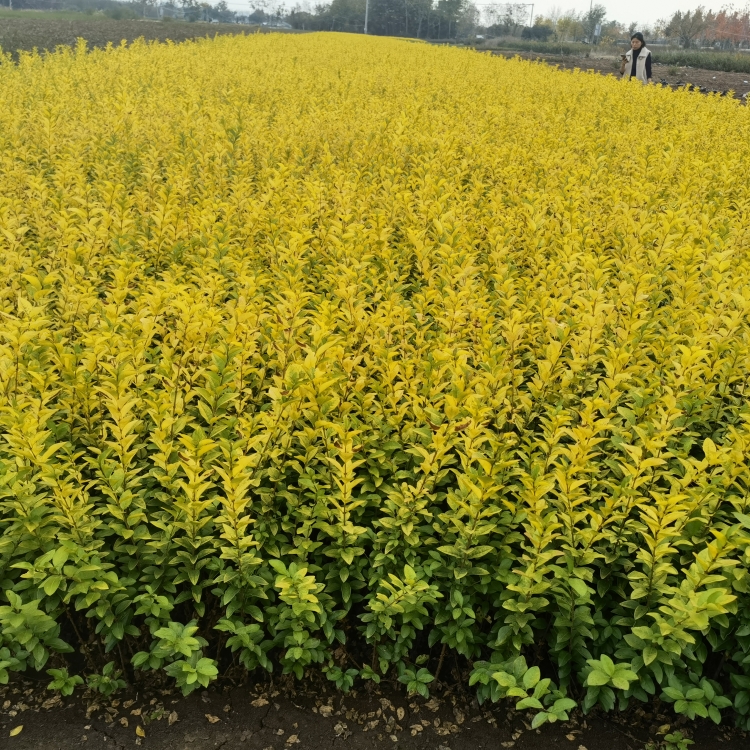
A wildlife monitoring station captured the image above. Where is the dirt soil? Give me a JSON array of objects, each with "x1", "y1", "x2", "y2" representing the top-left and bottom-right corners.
[
  {"x1": 1, "y1": 676, "x2": 747, "y2": 750},
  {"x1": 0, "y1": 17, "x2": 297, "y2": 59},
  {"x1": 490, "y1": 51, "x2": 750, "y2": 101}
]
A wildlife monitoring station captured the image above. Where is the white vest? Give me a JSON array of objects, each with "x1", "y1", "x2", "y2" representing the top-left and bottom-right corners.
[{"x1": 623, "y1": 46, "x2": 651, "y2": 84}]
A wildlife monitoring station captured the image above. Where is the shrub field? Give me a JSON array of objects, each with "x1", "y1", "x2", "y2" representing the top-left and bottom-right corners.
[
  {"x1": 477, "y1": 38, "x2": 750, "y2": 75},
  {"x1": 0, "y1": 16, "x2": 262, "y2": 60},
  {"x1": 2, "y1": 33, "x2": 750, "y2": 728},
  {"x1": 476, "y1": 38, "x2": 597, "y2": 56},
  {"x1": 652, "y1": 49, "x2": 750, "y2": 74}
]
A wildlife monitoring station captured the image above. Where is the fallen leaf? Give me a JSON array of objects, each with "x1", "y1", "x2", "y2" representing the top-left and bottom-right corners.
[
  {"x1": 119, "y1": 717, "x2": 129, "y2": 727},
  {"x1": 501, "y1": 743, "x2": 515, "y2": 749},
  {"x1": 43, "y1": 696, "x2": 62, "y2": 710},
  {"x1": 9, "y1": 725, "x2": 23, "y2": 737},
  {"x1": 319, "y1": 705, "x2": 333, "y2": 717},
  {"x1": 123, "y1": 700, "x2": 135, "y2": 709},
  {"x1": 168, "y1": 711, "x2": 178, "y2": 726},
  {"x1": 286, "y1": 735, "x2": 300, "y2": 745},
  {"x1": 251, "y1": 697, "x2": 269, "y2": 708},
  {"x1": 136, "y1": 726, "x2": 146, "y2": 737},
  {"x1": 275, "y1": 728, "x2": 285, "y2": 736},
  {"x1": 131, "y1": 708, "x2": 142, "y2": 716},
  {"x1": 205, "y1": 714, "x2": 221, "y2": 724},
  {"x1": 396, "y1": 707, "x2": 405, "y2": 721},
  {"x1": 333, "y1": 722, "x2": 351, "y2": 739},
  {"x1": 566, "y1": 734, "x2": 577, "y2": 741},
  {"x1": 579, "y1": 746, "x2": 588, "y2": 750},
  {"x1": 425, "y1": 697, "x2": 440, "y2": 712}
]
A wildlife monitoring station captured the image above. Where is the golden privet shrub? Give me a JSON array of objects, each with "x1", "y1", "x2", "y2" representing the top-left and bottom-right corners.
[{"x1": 2, "y1": 33, "x2": 750, "y2": 719}]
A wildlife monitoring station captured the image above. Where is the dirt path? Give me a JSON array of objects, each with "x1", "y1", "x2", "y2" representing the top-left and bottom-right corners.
[
  {"x1": 489, "y1": 50, "x2": 750, "y2": 101},
  {"x1": 1, "y1": 676, "x2": 747, "y2": 750}
]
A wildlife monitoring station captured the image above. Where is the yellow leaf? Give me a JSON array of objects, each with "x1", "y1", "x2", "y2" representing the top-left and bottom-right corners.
[
  {"x1": 136, "y1": 726, "x2": 146, "y2": 737},
  {"x1": 10, "y1": 726, "x2": 23, "y2": 737}
]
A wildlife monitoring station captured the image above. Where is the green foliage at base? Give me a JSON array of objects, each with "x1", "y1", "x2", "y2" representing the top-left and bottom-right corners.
[
  {"x1": 2, "y1": 31, "x2": 750, "y2": 728},
  {"x1": 653, "y1": 50, "x2": 750, "y2": 74}
]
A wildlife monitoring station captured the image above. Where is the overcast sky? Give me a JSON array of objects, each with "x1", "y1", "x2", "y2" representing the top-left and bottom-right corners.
[
  {"x1": 219, "y1": 0, "x2": 711, "y2": 29},
  {"x1": 530, "y1": 1, "x2": 704, "y2": 26}
]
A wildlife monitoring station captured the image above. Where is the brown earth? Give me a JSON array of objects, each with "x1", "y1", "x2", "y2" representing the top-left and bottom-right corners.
[
  {"x1": 1, "y1": 675, "x2": 748, "y2": 750},
  {"x1": 490, "y1": 51, "x2": 750, "y2": 101},
  {"x1": 0, "y1": 17, "x2": 298, "y2": 59}
]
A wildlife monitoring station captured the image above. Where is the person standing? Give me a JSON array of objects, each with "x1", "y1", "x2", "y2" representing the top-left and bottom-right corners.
[{"x1": 620, "y1": 32, "x2": 652, "y2": 84}]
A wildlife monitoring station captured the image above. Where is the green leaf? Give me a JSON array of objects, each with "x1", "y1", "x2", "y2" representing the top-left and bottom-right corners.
[
  {"x1": 586, "y1": 670, "x2": 610, "y2": 687},
  {"x1": 52, "y1": 547, "x2": 69, "y2": 570},
  {"x1": 523, "y1": 666, "x2": 540, "y2": 690},
  {"x1": 43, "y1": 576, "x2": 63, "y2": 597},
  {"x1": 551, "y1": 698, "x2": 576, "y2": 713},
  {"x1": 493, "y1": 671, "x2": 516, "y2": 688},
  {"x1": 599, "y1": 655, "x2": 615, "y2": 677},
  {"x1": 609, "y1": 676, "x2": 627, "y2": 690},
  {"x1": 516, "y1": 697, "x2": 543, "y2": 710},
  {"x1": 662, "y1": 687, "x2": 684, "y2": 701},
  {"x1": 569, "y1": 578, "x2": 588, "y2": 598}
]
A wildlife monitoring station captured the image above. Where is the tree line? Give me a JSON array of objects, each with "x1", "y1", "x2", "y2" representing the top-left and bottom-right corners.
[
  {"x1": 250, "y1": 1, "x2": 750, "y2": 48},
  {"x1": 531, "y1": 5, "x2": 750, "y2": 48},
  {"x1": 4, "y1": 0, "x2": 750, "y2": 48}
]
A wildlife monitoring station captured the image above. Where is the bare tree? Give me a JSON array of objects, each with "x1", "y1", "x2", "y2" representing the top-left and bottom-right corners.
[{"x1": 664, "y1": 7, "x2": 709, "y2": 47}]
